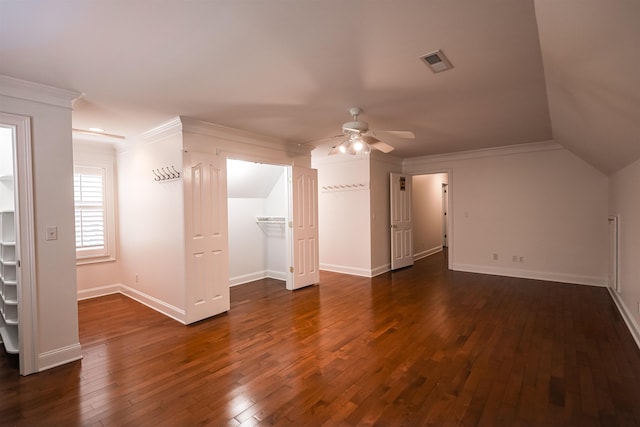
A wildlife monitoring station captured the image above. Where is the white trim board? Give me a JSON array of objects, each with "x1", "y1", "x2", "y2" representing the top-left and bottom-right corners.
[
  {"x1": 78, "y1": 284, "x2": 186, "y2": 324},
  {"x1": 453, "y1": 263, "x2": 607, "y2": 287},
  {"x1": 414, "y1": 246, "x2": 443, "y2": 262},
  {"x1": 0, "y1": 75, "x2": 81, "y2": 108},
  {"x1": 607, "y1": 288, "x2": 640, "y2": 350},
  {"x1": 38, "y1": 343, "x2": 82, "y2": 372},
  {"x1": 402, "y1": 140, "x2": 561, "y2": 171},
  {"x1": 229, "y1": 270, "x2": 288, "y2": 287},
  {"x1": 320, "y1": 263, "x2": 374, "y2": 278}
]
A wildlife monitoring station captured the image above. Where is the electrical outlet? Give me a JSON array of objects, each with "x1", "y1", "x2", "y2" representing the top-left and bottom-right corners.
[
  {"x1": 512, "y1": 255, "x2": 518, "y2": 262},
  {"x1": 493, "y1": 253, "x2": 499, "y2": 261},
  {"x1": 519, "y1": 256, "x2": 525, "y2": 263},
  {"x1": 135, "y1": 274, "x2": 139, "y2": 283}
]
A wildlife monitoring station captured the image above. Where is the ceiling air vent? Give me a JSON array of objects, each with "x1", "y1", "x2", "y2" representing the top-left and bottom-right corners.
[{"x1": 420, "y1": 49, "x2": 453, "y2": 73}]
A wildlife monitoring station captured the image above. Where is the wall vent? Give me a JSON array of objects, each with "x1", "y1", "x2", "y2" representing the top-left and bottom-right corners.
[{"x1": 420, "y1": 49, "x2": 453, "y2": 73}]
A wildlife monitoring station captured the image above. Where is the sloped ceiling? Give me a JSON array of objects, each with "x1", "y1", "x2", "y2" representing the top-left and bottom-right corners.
[
  {"x1": 0, "y1": 1, "x2": 638, "y2": 174},
  {"x1": 227, "y1": 160, "x2": 284, "y2": 199},
  {"x1": 534, "y1": 0, "x2": 640, "y2": 174}
]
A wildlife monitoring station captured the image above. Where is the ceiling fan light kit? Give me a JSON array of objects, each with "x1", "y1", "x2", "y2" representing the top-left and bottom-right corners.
[{"x1": 328, "y1": 107, "x2": 414, "y2": 156}]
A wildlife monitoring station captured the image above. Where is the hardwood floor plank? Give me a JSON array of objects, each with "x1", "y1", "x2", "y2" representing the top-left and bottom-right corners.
[{"x1": 1, "y1": 251, "x2": 640, "y2": 425}]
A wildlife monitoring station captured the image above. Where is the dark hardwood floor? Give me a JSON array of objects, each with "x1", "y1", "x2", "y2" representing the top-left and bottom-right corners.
[{"x1": 1, "y1": 251, "x2": 640, "y2": 426}]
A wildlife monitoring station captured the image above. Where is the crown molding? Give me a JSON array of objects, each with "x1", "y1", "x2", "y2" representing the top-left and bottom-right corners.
[
  {"x1": 141, "y1": 117, "x2": 184, "y2": 142},
  {"x1": 179, "y1": 116, "x2": 311, "y2": 156},
  {"x1": 403, "y1": 140, "x2": 562, "y2": 169},
  {"x1": 0, "y1": 75, "x2": 81, "y2": 108}
]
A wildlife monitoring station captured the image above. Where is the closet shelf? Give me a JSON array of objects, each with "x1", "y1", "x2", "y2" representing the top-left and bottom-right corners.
[
  {"x1": 0, "y1": 317, "x2": 18, "y2": 354},
  {"x1": 256, "y1": 216, "x2": 286, "y2": 224}
]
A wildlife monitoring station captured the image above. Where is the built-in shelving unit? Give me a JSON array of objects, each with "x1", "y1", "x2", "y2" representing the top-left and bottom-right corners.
[{"x1": 0, "y1": 174, "x2": 18, "y2": 354}]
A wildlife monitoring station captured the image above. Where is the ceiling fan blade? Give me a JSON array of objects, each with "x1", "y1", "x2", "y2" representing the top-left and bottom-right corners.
[
  {"x1": 372, "y1": 130, "x2": 415, "y2": 139},
  {"x1": 363, "y1": 135, "x2": 394, "y2": 153},
  {"x1": 371, "y1": 141, "x2": 395, "y2": 153}
]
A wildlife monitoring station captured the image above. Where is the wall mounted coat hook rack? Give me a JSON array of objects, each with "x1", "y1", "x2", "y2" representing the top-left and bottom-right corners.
[{"x1": 153, "y1": 165, "x2": 181, "y2": 182}]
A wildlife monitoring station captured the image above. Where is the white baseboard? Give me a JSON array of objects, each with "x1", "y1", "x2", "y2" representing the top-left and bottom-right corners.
[
  {"x1": 414, "y1": 246, "x2": 442, "y2": 261},
  {"x1": 77, "y1": 284, "x2": 120, "y2": 300},
  {"x1": 607, "y1": 288, "x2": 640, "y2": 350},
  {"x1": 320, "y1": 263, "x2": 373, "y2": 277},
  {"x1": 229, "y1": 270, "x2": 288, "y2": 287},
  {"x1": 229, "y1": 271, "x2": 268, "y2": 287},
  {"x1": 452, "y1": 263, "x2": 607, "y2": 287},
  {"x1": 78, "y1": 284, "x2": 186, "y2": 324},
  {"x1": 119, "y1": 285, "x2": 186, "y2": 324},
  {"x1": 371, "y1": 263, "x2": 390, "y2": 277},
  {"x1": 266, "y1": 270, "x2": 287, "y2": 281},
  {"x1": 38, "y1": 343, "x2": 82, "y2": 372}
]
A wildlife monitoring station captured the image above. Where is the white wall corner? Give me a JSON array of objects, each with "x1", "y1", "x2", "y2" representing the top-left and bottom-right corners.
[{"x1": 38, "y1": 343, "x2": 82, "y2": 372}]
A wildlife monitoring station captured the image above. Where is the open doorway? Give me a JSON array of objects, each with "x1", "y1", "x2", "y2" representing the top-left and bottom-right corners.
[
  {"x1": 226, "y1": 159, "x2": 289, "y2": 290},
  {"x1": 412, "y1": 172, "x2": 449, "y2": 262},
  {"x1": 0, "y1": 113, "x2": 37, "y2": 375}
]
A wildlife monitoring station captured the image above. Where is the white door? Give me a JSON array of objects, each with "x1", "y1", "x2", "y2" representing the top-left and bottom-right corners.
[
  {"x1": 184, "y1": 151, "x2": 229, "y2": 324},
  {"x1": 608, "y1": 215, "x2": 619, "y2": 292},
  {"x1": 289, "y1": 166, "x2": 319, "y2": 290},
  {"x1": 442, "y1": 183, "x2": 449, "y2": 248},
  {"x1": 390, "y1": 172, "x2": 414, "y2": 270}
]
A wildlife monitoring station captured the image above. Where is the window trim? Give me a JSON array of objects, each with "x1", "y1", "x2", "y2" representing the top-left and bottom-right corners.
[{"x1": 73, "y1": 154, "x2": 116, "y2": 265}]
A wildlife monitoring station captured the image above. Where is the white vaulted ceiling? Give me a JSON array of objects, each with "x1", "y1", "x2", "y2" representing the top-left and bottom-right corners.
[{"x1": 0, "y1": 1, "x2": 638, "y2": 174}]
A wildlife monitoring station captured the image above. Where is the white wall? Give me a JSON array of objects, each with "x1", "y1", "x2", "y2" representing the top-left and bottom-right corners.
[
  {"x1": 117, "y1": 131, "x2": 186, "y2": 319},
  {"x1": 314, "y1": 155, "x2": 372, "y2": 276},
  {"x1": 265, "y1": 170, "x2": 288, "y2": 278},
  {"x1": 404, "y1": 143, "x2": 609, "y2": 286},
  {"x1": 0, "y1": 78, "x2": 82, "y2": 372},
  {"x1": 369, "y1": 154, "x2": 402, "y2": 275},
  {"x1": 609, "y1": 157, "x2": 640, "y2": 343},
  {"x1": 228, "y1": 197, "x2": 267, "y2": 285},
  {"x1": 412, "y1": 173, "x2": 447, "y2": 260}
]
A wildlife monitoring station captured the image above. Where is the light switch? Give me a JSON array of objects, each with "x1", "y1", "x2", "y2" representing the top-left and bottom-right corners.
[{"x1": 46, "y1": 226, "x2": 58, "y2": 241}]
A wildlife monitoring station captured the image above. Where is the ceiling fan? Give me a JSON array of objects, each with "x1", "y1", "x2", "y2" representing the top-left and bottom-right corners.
[{"x1": 328, "y1": 107, "x2": 415, "y2": 155}]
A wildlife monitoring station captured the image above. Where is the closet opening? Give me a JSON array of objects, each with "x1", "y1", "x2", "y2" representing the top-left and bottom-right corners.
[{"x1": 226, "y1": 159, "x2": 291, "y2": 291}]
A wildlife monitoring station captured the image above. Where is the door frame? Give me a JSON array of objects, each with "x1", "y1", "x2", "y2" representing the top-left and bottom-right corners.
[
  {"x1": 225, "y1": 156, "x2": 318, "y2": 291},
  {"x1": 407, "y1": 168, "x2": 454, "y2": 270},
  {"x1": 0, "y1": 113, "x2": 38, "y2": 375}
]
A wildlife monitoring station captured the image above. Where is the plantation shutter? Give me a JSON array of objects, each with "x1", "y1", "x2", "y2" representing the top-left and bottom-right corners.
[{"x1": 74, "y1": 166, "x2": 107, "y2": 256}]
